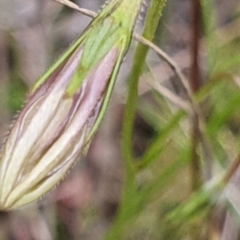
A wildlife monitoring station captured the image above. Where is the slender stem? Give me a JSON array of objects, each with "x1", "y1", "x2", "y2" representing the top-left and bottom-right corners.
[
  {"x1": 134, "y1": 35, "x2": 191, "y2": 94},
  {"x1": 106, "y1": 0, "x2": 167, "y2": 239},
  {"x1": 189, "y1": 0, "x2": 203, "y2": 239},
  {"x1": 224, "y1": 154, "x2": 240, "y2": 183},
  {"x1": 121, "y1": 0, "x2": 166, "y2": 166},
  {"x1": 52, "y1": 0, "x2": 97, "y2": 17},
  {"x1": 189, "y1": 0, "x2": 202, "y2": 191}
]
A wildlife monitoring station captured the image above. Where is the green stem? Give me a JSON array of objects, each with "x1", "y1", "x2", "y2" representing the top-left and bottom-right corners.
[
  {"x1": 104, "y1": 1, "x2": 167, "y2": 240},
  {"x1": 122, "y1": 0, "x2": 167, "y2": 175}
]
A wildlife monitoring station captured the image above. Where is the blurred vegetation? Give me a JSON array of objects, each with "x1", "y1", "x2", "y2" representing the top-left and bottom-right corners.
[{"x1": 1, "y1": 0, "x2": 240, "y2": 239}]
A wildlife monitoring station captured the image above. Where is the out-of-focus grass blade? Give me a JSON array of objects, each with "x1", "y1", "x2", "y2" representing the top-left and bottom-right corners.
[{"x1": 139, "y1": 110, "x2": 186, "y2": 168}]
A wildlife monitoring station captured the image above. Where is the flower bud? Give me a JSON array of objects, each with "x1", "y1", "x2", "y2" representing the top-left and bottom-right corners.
[{"x1": 0, "y1": 0, "x2": 143, "y2": 210}]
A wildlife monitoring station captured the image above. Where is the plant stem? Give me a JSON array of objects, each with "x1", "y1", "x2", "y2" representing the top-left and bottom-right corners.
[
  {"x1": 189, "y1": 0, "x2": 203, "y2": 239},
  {"x1": 105, "y1": 0, "x2": 167, "y2": 239},
  {"x1": 189, "y1": 0, "x2": 202, "y2": 192}
]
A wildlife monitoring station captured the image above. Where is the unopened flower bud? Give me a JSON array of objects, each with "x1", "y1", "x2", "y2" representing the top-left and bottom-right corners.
[{"x1": 0, "y1": 0, "x2": 143, "y2": 210}]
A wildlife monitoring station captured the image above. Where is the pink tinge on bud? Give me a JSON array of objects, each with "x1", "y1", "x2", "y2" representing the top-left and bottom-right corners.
[{"x1": 0, "y1": 44, "x2": 119, "y2": 210}]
